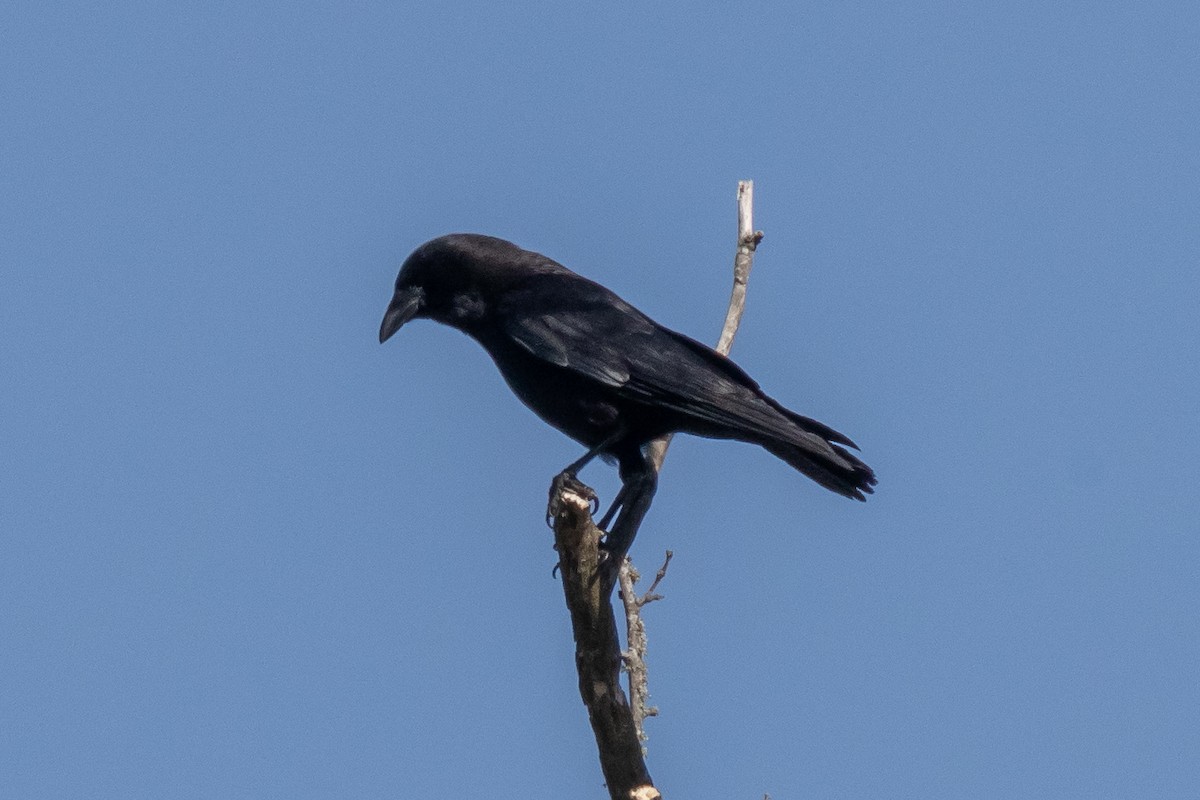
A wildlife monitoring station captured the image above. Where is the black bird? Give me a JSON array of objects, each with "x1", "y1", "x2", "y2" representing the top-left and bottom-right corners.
[{"x1": 380, "y1": 234, "x2": 875, "y2": 558}]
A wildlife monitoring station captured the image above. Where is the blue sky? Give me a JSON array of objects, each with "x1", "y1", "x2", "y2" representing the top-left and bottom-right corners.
[{"x1": 3, "y1": 2, "x2": 1198, "y2": 797}]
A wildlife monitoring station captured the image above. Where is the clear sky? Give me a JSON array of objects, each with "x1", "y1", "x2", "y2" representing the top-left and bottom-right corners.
[{"x1": 3, "y1": 2, "x2": 1198, "y2": 798}]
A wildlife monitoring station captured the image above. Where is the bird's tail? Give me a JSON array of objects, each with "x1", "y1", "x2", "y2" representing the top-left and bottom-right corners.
[{"x1": 759, "y1": 407, "x2": 877, "y2": 501}]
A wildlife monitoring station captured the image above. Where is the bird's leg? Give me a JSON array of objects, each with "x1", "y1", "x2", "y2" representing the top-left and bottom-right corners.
[
  {"x1": 596, "y1": 484, "x2": 629, "y2": 531},
  {"x1": 561, "y1": 431, "x2": 624, "y2": 476},
  {"x1": 599, "y1": 451, "x2": 658, "y2": 562}
]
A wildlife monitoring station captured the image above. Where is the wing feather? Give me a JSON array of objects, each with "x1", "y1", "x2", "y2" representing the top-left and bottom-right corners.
[{"x1": 498, "y1": 274, "x2": 857, "y2": 458}]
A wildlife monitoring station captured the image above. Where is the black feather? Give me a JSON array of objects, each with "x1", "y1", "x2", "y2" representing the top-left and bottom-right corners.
[{"x1": 381, "y1": 234, "x2": 876, "y2": 554}]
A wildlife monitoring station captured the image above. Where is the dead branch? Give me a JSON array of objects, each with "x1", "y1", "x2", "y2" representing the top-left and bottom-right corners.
[
  {"x1": 551, "y1": 181, "x2": 762, "y2": 798},
  {"x1": 551, "y1": 488, "x2": 658, "y2": 799}
]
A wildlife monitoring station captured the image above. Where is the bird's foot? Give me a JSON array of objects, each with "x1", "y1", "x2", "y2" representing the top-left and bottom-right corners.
[{"x1": 546, "y1": 470, "x2": 599, "y2": 527}]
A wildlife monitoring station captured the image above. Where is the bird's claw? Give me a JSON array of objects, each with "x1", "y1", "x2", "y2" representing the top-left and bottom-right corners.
[{"x1": 546, "y1": 470, "x2": 600, "y2": 527}]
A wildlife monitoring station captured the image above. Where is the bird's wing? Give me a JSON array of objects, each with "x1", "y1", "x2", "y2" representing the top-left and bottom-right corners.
[
  {"x1": 499, "y1": 275, "x2": 857, "y2": 450},
  {"x1": 502, "y1": 300, "x2": 642, "y2": 388}
]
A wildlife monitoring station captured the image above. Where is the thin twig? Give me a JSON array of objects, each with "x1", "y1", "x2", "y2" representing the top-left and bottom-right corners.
[
  {"x1": 618, "y1": 180, "x2": 763, "y2": 745},
  {"x1": 618, "y1": 561, "x2": 654, "y2": 743},
  {"x1": 716, "y1": 180, "x2": 764, "y2": 355},
  {"x1": 619, "y1": 550, "x2": 673, "y2": 742},
  {"x1": 641, "y1": 550, "x2": 674, "y2": 602},
  {"x1": 645, "y1": 180, "x2": 763, "y2": 472}
]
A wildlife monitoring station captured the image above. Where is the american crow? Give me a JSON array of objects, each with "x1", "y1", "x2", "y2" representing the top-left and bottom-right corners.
[{"x1": 380, "y1": 234, "x2": 875, "y2": 557}]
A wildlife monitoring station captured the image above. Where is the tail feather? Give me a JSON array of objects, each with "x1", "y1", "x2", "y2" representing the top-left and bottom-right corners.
[
  {"x1": 762, "y1": 435, "x2": 877, "y2": 501},
  {"x1": 765, "y1": 397, "x2": 861, "y2": 450}
]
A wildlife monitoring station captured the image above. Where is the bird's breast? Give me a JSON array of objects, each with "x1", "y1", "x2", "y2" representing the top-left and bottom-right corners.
[{"x1": 476, "y1": 335, "x2": 625, "y2": 447}]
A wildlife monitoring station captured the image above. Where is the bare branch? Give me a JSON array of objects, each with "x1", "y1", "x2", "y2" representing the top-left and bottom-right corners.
[
  {"x1": 618, "y1": 178, "x2": 762, "y2": 764},
  {"x1": 645, "y1": 180, "x2": 762, "y2": 473},
  {"x1": 641, "y1": 550, "x2": 674, "y2": 602},
  {"x1": 551, "y1": 489, "x2": 659, "y2": 799},
  {"x1": 551, "y1": 182, "x2": 761, "y2": 798},
  {"x1": 716, "y1": 180, "x2": 764, "y2": 356},
  {"x1": 618, "y1": 559, "x2": 654, "y2": 744}
]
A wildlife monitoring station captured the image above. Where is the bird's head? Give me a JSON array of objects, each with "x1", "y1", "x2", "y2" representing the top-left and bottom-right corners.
[{"x1": 379, "y1": 233, "x2": 557, "y2": 342}]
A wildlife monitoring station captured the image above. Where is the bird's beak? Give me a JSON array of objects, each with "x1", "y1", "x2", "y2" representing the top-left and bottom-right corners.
[{"x1": 379, "y1": 287, "x2": 423, "y2": 343}]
